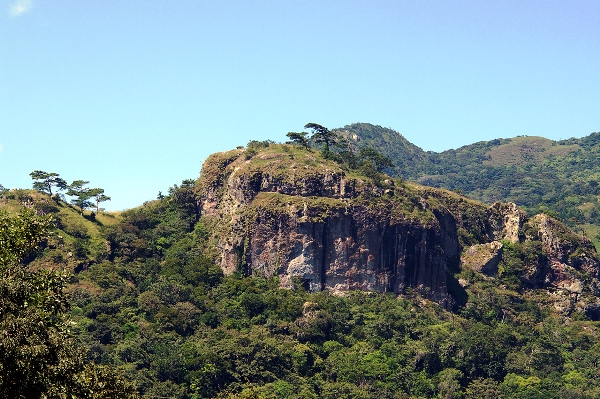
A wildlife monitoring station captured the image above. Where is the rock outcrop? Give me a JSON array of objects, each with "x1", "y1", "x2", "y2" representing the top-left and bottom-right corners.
[
  {"x1": 461, "y1": 241, "x2": 504, "y2": 275},
  {"x1": 195, "y1": 145, "x2": 600, "y2": 308}
]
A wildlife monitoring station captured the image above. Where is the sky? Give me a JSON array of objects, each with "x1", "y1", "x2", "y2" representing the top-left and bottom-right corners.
[{"x1": 1, "y1": 1, "x2": 599, "y2": 210}]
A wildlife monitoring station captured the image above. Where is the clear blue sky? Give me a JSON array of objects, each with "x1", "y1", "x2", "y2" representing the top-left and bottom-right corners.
[{"x1": 1, "y1": 1, "x2": 599, "y2": 210}]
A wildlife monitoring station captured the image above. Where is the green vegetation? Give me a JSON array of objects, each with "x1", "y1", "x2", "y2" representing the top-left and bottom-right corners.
[
  {"x1": 3, "y1": 129, "x2": 600, "y2": 397},
  {"x1": 335, "y1": 123, "x2": 600, "y2": 240},
  {"x1": 0, "y1": 210, "x2": 137, "y2": 398},
  {"x1": 29, "y1": 171, "x2": 111, "y2": 215},
  {"x1": 304, "y1": 122, "x2": 343, "y2": 160},
  {"x1": 29, "y1": 170, "x2": 68, "y2": 196},
  {"x1": 52, "y1": 203, "x2": 600, "y2": 399},
  {"x1": 286, "y1": 131, "x2": 310, "y2": 150},
  {"x1": 333, "y1": 123, "x2": 430, "y2": 178},
  {"x1": 19, "y1": 174, "x2": 593, "y2": 398}
]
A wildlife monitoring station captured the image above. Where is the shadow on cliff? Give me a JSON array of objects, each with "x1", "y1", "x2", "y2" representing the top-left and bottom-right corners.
[{"x1": 446, "y1": 271, "x2": 468, "y2": 311}]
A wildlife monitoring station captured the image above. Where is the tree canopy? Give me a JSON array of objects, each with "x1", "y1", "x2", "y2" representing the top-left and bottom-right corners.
[
  {"x1": 286, "y1": 131, "x2": 310, "y2": 150},
  {"x1": 359, "y1": 147, "x2": 395, "y2": 171},
  {"x1": 30, "y1": 170, "x2": 67, "y2": 196},
  {"x1": 0, "y1": 210, "x2": 137, "y2": 398},
  {"x1": 88, "y1": 188, "x2": 111, "y2": 213},
  {"x1": 305, "y1": 122, "x2": 339, "y2": 155},
  {"x1": 67, "y1": 180, "x2": 94, "y2": 214}
]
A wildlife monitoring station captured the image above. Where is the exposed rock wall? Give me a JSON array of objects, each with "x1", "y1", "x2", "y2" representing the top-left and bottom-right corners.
[
  {"x1": 244, "y1": 200, "x2": 452, "y2": 302},
  {"x1": 196, "y1": 147, "x2": 600, "y2": 306},
  {"x1": 461, "y1": 241, "x2": 504, "y2": 275}
]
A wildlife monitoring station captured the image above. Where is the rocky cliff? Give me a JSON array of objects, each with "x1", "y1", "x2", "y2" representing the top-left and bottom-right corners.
[{"x1": 195, "y1": 144, "x2": 600, "y2": 310}]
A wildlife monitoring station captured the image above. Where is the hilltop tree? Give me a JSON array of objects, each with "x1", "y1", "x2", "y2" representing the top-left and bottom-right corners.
[
  {"x1": 29, "y1": 170, "x2": 67, "y2": 196},
  {"x1": 305, "y1": 123, "x2": 338, "y2": 156},
  {"x1": 67, "y1": 180, "x2": 93, "y2": 214},
  {"x1": 88, "y1": 188, "x2": 111, "y2": 213},
  {"x1": 359, "y1": 147, "x2": 395, "y2": 172},
  {"x1": 286, "y1": 131, "x2": 310, "y2": 150}
]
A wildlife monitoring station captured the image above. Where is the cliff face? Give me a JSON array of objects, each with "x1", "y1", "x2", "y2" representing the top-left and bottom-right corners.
[
  {"x1": 245, "y1": 197, "x2": 452, "y2": 301},
  {"x1": 196, "y1": 145, "x2": 600, "y2": 308}
]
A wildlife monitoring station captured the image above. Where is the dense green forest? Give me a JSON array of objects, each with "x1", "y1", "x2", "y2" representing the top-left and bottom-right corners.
[
  {"x1": 2, "y1": 128, "x2": 600, "y2": 398},
  {"x1": 4, "y1": 187, "x2": 600, "y2": 398}
]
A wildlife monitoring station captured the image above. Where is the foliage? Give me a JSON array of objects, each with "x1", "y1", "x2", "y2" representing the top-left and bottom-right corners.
[
  {"x1": 67, "y1": 180, "x2": 94, "y2": 214},
  {"x1": 286, "y1": 131, "x2": 310, "y2": 150},
  {"x1": 332, "y1": 123, "x2": 430, "y2": 178},
  {"x1": 88, "y1": 188, "x2": 111, "y2": 213},
  {"x1": 0, "y1": 209, "x2": 53, "y2": 265},
  {"x1": 0, "y1": 210, "x2": 137, "y2": 398},
  {"x1": 30, "y1": 170, "x2": 68, "y2": 196},
  {"x1": 358, "y1": 147, "x2": 395, "y2": 172},
  {"x1": 305, "y1": 122, "x2": 339, "y2": 156}
]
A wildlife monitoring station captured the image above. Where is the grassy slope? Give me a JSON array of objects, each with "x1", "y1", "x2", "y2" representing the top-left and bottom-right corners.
[{"x1": 0, "y1": 189, "x2": 121, "y2": 271}]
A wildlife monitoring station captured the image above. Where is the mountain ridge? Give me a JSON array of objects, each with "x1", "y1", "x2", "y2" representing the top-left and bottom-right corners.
[
  {"x1": 334, "y1": 123, "x2": 600, "y2": 244},
  {"x1": 4, "y1": 135, "x2": 600, "y2": 397}
]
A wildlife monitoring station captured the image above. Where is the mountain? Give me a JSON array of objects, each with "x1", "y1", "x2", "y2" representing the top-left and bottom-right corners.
[
  {"x1": 195, "y1": 142, "x2": 600, "y2": 313},
  {"x1": 333, "y1": 123, "x2": 432, "y2": 178},
  {"x1": 4, "y1": 136, "x2": 600, "y2": 397},
  {"x1": 335, "y1": 123, "x2": 600, "y2": 245}
]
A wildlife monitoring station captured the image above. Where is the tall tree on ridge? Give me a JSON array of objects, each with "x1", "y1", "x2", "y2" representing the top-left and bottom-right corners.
[
  {"x1": 286, "y1": 131, "x2": 310, "y2": 150},
  {"x1": 304, "y1": 123, "x2": 338, "y2": 156},
  {"x1": 88, "y1": 188, "x2": 111, "y2": 213},
  {"x1": 29, "y1": 170, "x2": 67, "y2": 196},
  {"x1": 67, "y1": 180, "x2": 93, "y2": 214}
]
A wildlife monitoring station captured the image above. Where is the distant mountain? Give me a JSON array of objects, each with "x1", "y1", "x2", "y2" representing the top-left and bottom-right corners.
[
  {"x1": 336, "y1": 123, "x2": 600, "y2": 243},
  {"x1": 332, "y1": 123, "x2": 433, "y2": 178}
]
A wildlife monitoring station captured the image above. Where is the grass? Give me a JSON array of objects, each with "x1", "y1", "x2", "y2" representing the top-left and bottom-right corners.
[
  {"x1": 581, "y1": 223, "x2": 600, "y2": 251},
  {"x1": 0, "y1": 190, "x2": 124, "y2": 271},
  {"x1": 484, "y1": 136, "x2": 580, "y2": 166}
]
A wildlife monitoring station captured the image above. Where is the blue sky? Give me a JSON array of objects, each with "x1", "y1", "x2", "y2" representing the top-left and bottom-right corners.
[{"x1": 1, "y1": 1, "x2": 599, "y2": 210}]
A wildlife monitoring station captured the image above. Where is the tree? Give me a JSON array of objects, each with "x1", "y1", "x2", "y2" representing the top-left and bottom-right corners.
[
  {"x1": 0, "y1": 209, "x2": 53, "y2": 266},
  {"x1": 464, "y1": 378, "x2": 502, "y2": 399},
  {"x1": 29, "y1": 170, "x2": 67, "y2": 196},
  {"x1": 286, "y1": 132, "x2": 310, "y2": 150},
  {"x1": 359, "y1": 147, "x2": 395, "y2": 172},
  {"x1": 67, "y1": 180, "x2": 93, "y2": 214},
  {"x1": 0, "y1": 210, "x2": 138, "y2": 398},
  {"x1": 88, "y1": 188, "x2": 111, "y2": 213},
  {"x1": 304, "y1": 123, "x2": 338, "y2": 155}
]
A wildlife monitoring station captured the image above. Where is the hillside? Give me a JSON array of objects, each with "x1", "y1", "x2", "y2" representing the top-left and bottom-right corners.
[
  {"x1": 333, "y1": 123, "x2": 433, "y2": 178},
  {"x1": 3, "y1": 140, "x2": 600, "y2": 398},
  {"x1": 335, "y1": 123, "x2": 600, "y2": 245},
  {"x1": 196, "y1": 143, "x2": 600, "y2": 309}
]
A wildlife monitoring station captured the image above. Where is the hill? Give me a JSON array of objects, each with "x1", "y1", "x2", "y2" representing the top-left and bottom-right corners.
[
  {"x1": 335, "y1": 123, "x2": 600, "y2": 246},
  {"x1": 195, "y1": 142, "x2": 600, "y2": 310},
  {"x1": 333, "y1": 123, "x2": 433, "y2": 178},
  {"x1": 4, "y1": 141, "x2": 600, "y2": 397}
]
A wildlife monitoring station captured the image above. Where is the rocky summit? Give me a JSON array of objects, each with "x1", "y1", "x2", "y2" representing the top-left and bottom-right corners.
[{"x1": 195, "y1": 143, "x2": 600, "y2": 314}]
